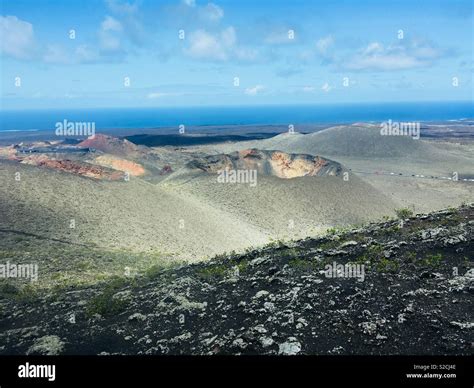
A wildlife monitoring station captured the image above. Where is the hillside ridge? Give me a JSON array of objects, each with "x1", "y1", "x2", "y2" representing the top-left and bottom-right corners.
[{"x1": 1, "y1": 204, "x2": 472, "y2": 355}]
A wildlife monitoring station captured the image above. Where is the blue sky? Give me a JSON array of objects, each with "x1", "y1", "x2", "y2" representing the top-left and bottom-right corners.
[{"x1": 0, "y1": 0, "x2": 472, "y2": 109}]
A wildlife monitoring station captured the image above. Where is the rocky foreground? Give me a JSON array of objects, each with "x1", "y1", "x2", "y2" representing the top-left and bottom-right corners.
[{"x1": 0, "y1": 205, "x2": 472, "y2": 355}]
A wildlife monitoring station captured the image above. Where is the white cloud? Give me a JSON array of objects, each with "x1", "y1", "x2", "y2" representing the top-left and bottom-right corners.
[
  {"x1": 410, "y1": 39, "x2": 441, "y2": 59},
  {"x1": 245, "y1": 85, "x2": 264, "y2": 95},
  {"x1": 185, "y1": 29, "x2": 228, "y2": 60},
  {"x1": 200, "y1": 3, "x2": 224, "y2": 21},
  {"x1": 0, "y1": 8, "x2": 139, "y2": 64},
  {"x1": 42, "y1": 44, "x2": 100, "y2": 65},
  {"x1": 220, "y1": 26, "x2": 236, "y2": 46},
  {"x1": 0, "y1": 15, "x2": 35, "y2": 59},
  {"x1": 185, "y1": 26, "x2": 254, "y2": 62},
  {"x1": 321, "y1": 82, "x2": 332, "y2": 92},
  {"x1": 100, "y1": 34, "x2": 122, "y2": 52},
  {"x1": 106, "y1": 0, "x2": 139, "y2": 15},
  {"x1": 316, "y1": 35, "x2": 333, "y2": 55},
  {"x1": 75, "y1": 45, "x2": 99, "y2": 63},
  {"x1": 105, "y1": 0, "x2": 144, "y2": 46},
  {"x1": 345, "y1": 40, "x2": 442, "y2": 71},
  {"x1": 101, "y1": 15, "x2": 123, "y2": 32},
  {"x1": 177, "y1": 0, "x2": 225, "y2": 25},
  {"x1": 99, "y1": 16, "x2": 123, "y2": 52}
]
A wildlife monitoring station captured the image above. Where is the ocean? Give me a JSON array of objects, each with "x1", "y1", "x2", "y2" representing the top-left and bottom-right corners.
[{"x1": 0, "y1": 101, "x2": 472, "y2": 132}]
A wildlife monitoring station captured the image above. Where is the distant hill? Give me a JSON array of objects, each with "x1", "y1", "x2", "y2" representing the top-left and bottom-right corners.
[
  {"x1": 273, "y1": 125, "x2": 430, "y2": 158},
  {"x1": 78, "y1": 134, "x2": 142, "y2": 158},
  {"x1": 212, "y1": 125, "x2": 437, "y2": 158}
]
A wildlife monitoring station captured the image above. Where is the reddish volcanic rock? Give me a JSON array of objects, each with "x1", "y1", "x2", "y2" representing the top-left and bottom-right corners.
[
  {"x1": 93, "y1": 155, "x2": 146, "y2": 177},
  {"x1": 20, "y1": 154, "x2": 124, "y2": 180},
  {"x1": 78, "y1": 134, "x2": 140, "y2": 157},
  {"x1": 0, "y1": 145, "x2": 21, "y2": 161},
  {"x1": 269, "y1": 151, "x2": 330, "y2": 178},
  {"x1": 188, "y1": 148, "x2": 342, "y2": 179}
]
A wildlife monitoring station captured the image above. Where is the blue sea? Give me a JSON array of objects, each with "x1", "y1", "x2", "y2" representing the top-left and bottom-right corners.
[{"x1": 0, "y1": 101, "x2": 472, "y2": 132}]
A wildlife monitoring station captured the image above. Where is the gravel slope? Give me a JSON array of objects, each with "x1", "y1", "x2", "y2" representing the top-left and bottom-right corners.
[{"x1": 0, "y1": 158, "x2": 397, "y2": 261}]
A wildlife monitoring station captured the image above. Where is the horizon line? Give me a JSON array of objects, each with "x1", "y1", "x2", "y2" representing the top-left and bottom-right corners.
[{"x1": 1, "y1": 99, "x2": 473, "y2": 113}]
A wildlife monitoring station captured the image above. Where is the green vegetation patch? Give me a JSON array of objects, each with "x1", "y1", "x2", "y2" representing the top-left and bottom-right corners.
[
  {"x1": 288, "y1": 257, "x2": 321, "y2": 271},
  {"x1": 375, "y1": 257, "x2": 400, "y2": 272},
  {"x1": 0, "y1": 281, "x2": 39, "y2": 303},
  {"x1": 85, "y1": 277, "x2": 130, "y2": 318},
  {"x1": 420, "y1": 253, "x2": 443, "y2": 267},
  {"x1": 352, "y1": 244, "x2": 399, "y2": 273},
  {"x1": 395, "y1": 208, "x2": 414, "y2": 219},
  {"x1": 196, "y1": 264, "x2": 228, "y2": 280}
]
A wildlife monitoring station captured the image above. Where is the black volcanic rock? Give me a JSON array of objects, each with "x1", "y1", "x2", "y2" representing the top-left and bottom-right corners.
[{"x1": 0, "y1": 205, "x2": 472, "y2": 355}]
